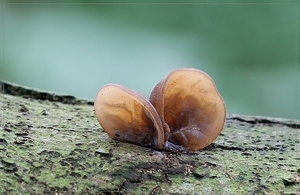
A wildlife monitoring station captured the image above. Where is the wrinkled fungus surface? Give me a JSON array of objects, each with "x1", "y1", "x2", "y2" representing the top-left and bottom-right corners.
[{"x1": 94, "y1": 68, "x2": 226, "y2": 151}]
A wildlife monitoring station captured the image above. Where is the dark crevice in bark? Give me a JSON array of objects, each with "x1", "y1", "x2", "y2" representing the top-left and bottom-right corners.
[{"x1": 0, "y1": 80, "x2": 94, "y2": 105}]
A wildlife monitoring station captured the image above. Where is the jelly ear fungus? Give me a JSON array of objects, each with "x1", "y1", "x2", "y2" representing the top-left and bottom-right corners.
[
  {"x1": 94, "y1": 68, "x2": 226, "y2": 152},
  {"x1": 94, "y1": 84, "x2": 165, "y2": 150},
  {"x1": 150, "y1": 68, "x2": 226, "y2": 151}
]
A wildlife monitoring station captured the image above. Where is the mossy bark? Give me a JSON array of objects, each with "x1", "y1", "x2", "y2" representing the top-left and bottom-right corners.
[{"x1": 0, "y1": 80, "x2": 299, "y2": 194}]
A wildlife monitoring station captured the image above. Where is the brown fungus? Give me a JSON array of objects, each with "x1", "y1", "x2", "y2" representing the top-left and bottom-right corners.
[
  {"x1": 150, "y1": 68, "x2": 226, "y2": 151},
  {"x1": 94, "y1": 68, "x2": 226, "y2": 152},
  {"x1": 94, "y1": 84, "x2": 165, "y2": 150}
]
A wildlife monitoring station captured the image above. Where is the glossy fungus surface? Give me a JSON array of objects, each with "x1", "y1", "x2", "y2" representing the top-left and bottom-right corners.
[
  {"x1": 94, "y1": 68, "x2": 226, "y2": 152},
  {"x1": 150, "y1": 68, "x2": 226, "y2": 151},
  {"x1": 94, "y1": 84, "x2": 165, "y2": 149}
]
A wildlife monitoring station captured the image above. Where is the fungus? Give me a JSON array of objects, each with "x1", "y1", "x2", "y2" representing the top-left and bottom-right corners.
[
  {"x1": 94, "y1": 68, "x2": 226, "y2": 152},
  {"x1": 150, "y1": 68, "x2": 226, "y2": 151},
  {"x1": 94, "y1": 84, "x2": 165, "y2": 150}
]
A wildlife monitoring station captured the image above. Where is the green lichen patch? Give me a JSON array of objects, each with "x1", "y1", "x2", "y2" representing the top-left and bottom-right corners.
[{"x1": 0, "y1": 91, "x2": 300, "y2": 194}]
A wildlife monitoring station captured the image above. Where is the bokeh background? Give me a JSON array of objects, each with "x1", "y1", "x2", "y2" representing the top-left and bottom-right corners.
[{"x1": 0, "y1": 0, "x2": 299, "y2": 120}]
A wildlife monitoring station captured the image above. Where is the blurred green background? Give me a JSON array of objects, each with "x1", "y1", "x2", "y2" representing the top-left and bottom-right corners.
[{"x1": 0, "y1": 0, "x2": 299, "y2": 120}]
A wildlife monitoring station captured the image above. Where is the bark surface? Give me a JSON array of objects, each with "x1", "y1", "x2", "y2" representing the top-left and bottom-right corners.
[{"x1": 0, "y1": 80, "x2": 299, "y2": 194}]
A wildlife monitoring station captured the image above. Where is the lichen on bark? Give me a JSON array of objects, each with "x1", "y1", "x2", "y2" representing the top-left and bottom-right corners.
[{"x1": 0, "y1": 80, "x2": 299, "y2": 194}]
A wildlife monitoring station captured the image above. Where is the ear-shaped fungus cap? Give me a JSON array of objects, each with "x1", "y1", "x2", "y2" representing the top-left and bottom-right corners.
[
  {"x1": 150, "y1": 68, "x2": 226, "y2": 151},
  {"x1": 94, "y1": 84, "x2": 165, "y2": 149}
]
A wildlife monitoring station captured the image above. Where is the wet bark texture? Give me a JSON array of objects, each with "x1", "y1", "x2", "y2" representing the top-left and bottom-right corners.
[{"x1": 0, "y1": 80, "x2": 299, "y2": 194}]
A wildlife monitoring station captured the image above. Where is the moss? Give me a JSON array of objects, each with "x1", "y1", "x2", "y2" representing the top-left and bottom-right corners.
[{"x1": 0, "y1": 82, "x2": 300, "y2": 194}]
